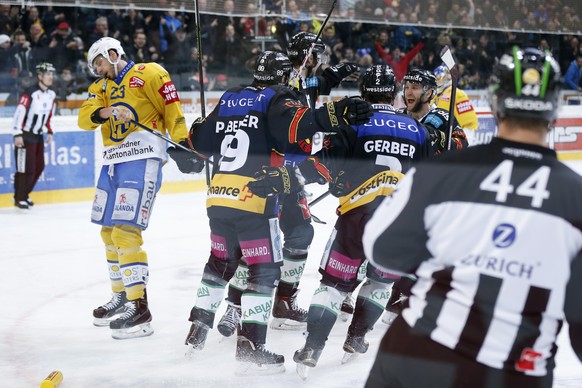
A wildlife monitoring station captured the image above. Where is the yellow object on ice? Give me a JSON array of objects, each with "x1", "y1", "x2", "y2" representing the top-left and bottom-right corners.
[{"x1": 40, "y1": 370, "x2": 63, "y2": 388}]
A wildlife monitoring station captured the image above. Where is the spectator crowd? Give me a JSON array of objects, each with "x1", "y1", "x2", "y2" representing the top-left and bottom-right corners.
[{"x1": 0, "y1": 0, "x2": 580, "y2": 107}]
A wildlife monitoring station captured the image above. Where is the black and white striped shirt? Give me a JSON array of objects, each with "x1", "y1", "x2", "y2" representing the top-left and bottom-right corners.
[
  {"x1": 364, "y1": 137, "x2": 582, "y2": 376},
  {"x1": 12, "y1": 84, "x2": 56, "y2": 136}
]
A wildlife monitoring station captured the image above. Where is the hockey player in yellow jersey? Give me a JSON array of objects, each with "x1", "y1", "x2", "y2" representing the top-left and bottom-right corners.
[
  {"x1": 78, "y1": 37, "x2": 188, "y2": 339},
  {"x1": 434, "y1": 64, "x2": 478, "y2": 145}
]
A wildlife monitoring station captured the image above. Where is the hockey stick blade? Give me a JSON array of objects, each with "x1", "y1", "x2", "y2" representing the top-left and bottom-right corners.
[{"x1": 440, "y1": 46, "x2": 456, "y2": 71}]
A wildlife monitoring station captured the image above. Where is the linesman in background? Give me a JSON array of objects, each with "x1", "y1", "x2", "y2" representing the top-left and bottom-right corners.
[
  {"x1": 12, "y1": 62, "x2": 56, "y2": 210},
  {"x1": 363, "y1": 47, "x2": 582, "y2": 388}
]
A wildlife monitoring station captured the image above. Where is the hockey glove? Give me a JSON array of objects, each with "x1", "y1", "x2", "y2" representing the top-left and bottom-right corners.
[
  {"x1": 247, "y1": 166, "x2": 301, "y2": 198},
  {"x1": 429, "y1": 128, "x2": 447, "y2": 155},
  {"x1": 317, "y1": 97, "x2": 373, "y2": 130},
  {"x1": 323, "y1": 63, "x2": 360, "y2": 85},
  {"x1": 297, "y1": 156, "x2": 331, "y2": 185},
  {"x1": 329, "y1": 170, "x2": 351, "y2": 197},
  {"x1": 167, "y1": 142, "x2": 205, "y2": 174}
]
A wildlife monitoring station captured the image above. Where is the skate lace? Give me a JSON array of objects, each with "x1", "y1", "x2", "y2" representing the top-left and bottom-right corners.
[
  {"x1": 220, "y1": 305, "x2": 241, "y2": 328},
  {"x1": 117, "y1": 301, "x2": 136, "y2": 320},
  {"x1": 288, "y1": 296, "x2": 307, "y2": 314},
  {"x1": 103, "y1": 293, "x2": 122, "y2": 311}
]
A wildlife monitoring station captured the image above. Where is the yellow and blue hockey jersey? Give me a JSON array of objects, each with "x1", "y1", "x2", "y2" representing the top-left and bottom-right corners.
[{"x1": 78, "y1": 61, "x2": 188, "y2": 165}]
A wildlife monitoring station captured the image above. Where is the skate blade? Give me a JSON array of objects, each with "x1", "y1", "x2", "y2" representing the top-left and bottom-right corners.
[
  {"x1": 339, "y1": 312, "x2": 352, "y2": 323},
  {"x1": 341, "y1": 351, "x2": 360, "y2": 364},
  {"x1": 296, "y1": 363, "x2": 311, "y2": 380},
  {"x1": 235, "y1": 362, "x2": 285, "y2": 376},
  {"x1": 111, "y1": 323, "x2": 154, "y2": 340},
  {"x1": 270, "y1": 318, "x2": 307, "y2": 331},
  {"x1": 93, "y1": 315, "x2": 122, "y2": 327},
  {"x1": 184, "y1": 343, "x2": 204, "y2": 357}
]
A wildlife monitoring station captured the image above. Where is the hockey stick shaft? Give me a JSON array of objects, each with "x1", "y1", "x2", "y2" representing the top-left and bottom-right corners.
[
  {"x1": 440, "y1": 45, "x2": 457, "y2": 151},
  {"x1": 292, "y1": 0, "x2": 338, "y2": 84},
  {"x1": 129, "y1": 119, "x2": 215, "y2": 165},
  {"x1": 308, "y1": 190, "x2": 330, "y2": 207}
]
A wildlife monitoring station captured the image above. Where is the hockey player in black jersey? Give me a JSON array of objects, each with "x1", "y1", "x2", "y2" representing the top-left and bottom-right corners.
[
  {"x1": 399, "y1": 68, "x2": 468, "y2": 154},
  {"x1": 216, "y1": 31, "x2": 362, "y2": 334},
  {"x1": 168, "y1": 51, "x2": 372, "y2": 373},
  {"x1": 248, "y1": 64, "x2": 432, "y2": 378},
  {"x1": 364, "y1": 47, "x2": 582, "y2": 388}
]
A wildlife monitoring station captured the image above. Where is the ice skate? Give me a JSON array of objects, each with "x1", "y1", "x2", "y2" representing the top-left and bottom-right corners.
[
  {"x1": 339, "y1": 293, "x2": 354, "y2": 323},
  {"x1": 381, "y1": 291, "x2": 407, "y2": 325},
  {"x1": 93, "y1": 291, "x2": 128, "y2": 327},
  {"x1": 235, "y1": 336, "x2": 285, "y2": 375},
  {"x1": 217, "y1": 303, "x2": 241, "y2": 338},
  {"x1": 341, "y1": 335, "x2": 369, "y2": 364},
  {"x1": 109, "y1": 296, "x2": 153, "y2": 340},
  {"x1": 293, "y1": 346, "x2": 323, "y2": 380},
  {"x1": 270, "y1": 292, "x2": 307, "y2": 330},
  {"x1": 184, "y1": 320, "x2": 210, "y2": 355}
]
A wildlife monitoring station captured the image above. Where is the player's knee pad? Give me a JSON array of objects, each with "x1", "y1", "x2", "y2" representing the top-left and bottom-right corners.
[
  {"x1": 283, "y1": 223, "x2": 314, "y2": 252},
  {"x1": 357, "y1": 279, "x2": 394, "y2": 308},
  {"x1": 100, "y1": 226, "x2": 114, "y2": 245},
  {"x1": 228, "y1": 262, "x2": 249, "y2": 291},
  {"x1": 309, "y1": 282, "x2": 346, "y2": 320},
  {"x1": 246, "y1": 263, "x2": 281, "y2": 291},
  {"x1": 111, "y1": 224, "x2": 144, "y2": 249},
  {"x1": 194, "y1": 278, "x2": 227, "y2": 319}
]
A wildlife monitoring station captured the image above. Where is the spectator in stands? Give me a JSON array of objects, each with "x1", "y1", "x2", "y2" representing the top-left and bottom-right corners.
[
  {"x1": 21, "y1": 7, "x2": 42, "y2": 35},
  {"x1": 214, "y1": 73, "x2": 228, "y2": 90},
  {"x1": 563, "y1": 53, "x2": 582, "y2": 91},
  {"x1": 0, "y1": 34, "x2": 13, "y2": 72},
  {"x1": 10, "y1": 30, "x2": 34, "y2": 76},
  {"x1": 125, "y1": 31, "x2": 159, "y2": 63},
  {"x1": 87, "y1": 16, "x2": 110, "y2": 48},
  {"x1": 53, "y1": 65, "x2": 91, "y2": 102},
  {"x1": 374, "y1": 40, "x2": 425, "y2": 82},
  {"x1": 213, "y1": 24, "x2": 249, "y2": 76},
  {"x1": 0, "y1": 4, "x2": 17, "y2": 35},
  {"x1": 40, "y1": 6, "x2": 68, "y2": 36},
  {"x1": 47, "y1": 22, "x2": 84, "y2": 72},
  {"x1": 120, "y1": 6, "x2": 146, "y2": 45},
  {"x1": 164, "y1": 27, "x2": 195, "y2": 74},
  {"x1": 159, "y1": 8, "x2": 182, "y2": 55}
]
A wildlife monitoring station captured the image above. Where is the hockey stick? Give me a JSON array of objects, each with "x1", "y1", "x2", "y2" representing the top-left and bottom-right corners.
[
  {"x1": 194, "y1": 0, "x2": 212, "y2": 187},
  {"x1": 439, "y1": 45, "x2": 458, "y2": 151},
  {"x1": 308, "y1": 190, "x2": 330, "y2": 207},
  {"x1": 129, "y1": 119, "x2": 215, "y2": 166},
  {"x1": 290, "y1": 0, "x2": 338, "y2": 87}
]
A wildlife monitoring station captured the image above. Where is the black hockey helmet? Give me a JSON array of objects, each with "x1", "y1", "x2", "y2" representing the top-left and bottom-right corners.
[
  {"x1": 36, "y1": 62, "x2": 55, "y2": 75},
  {"x1": 491, "y1": 46, "x2": 561, "y2": 123},
  {"x1": 286, "y1": 32, "x2": 326, "y2": 67},
  {"x1": 402, "y1": 68, "x2": 437, "y2": 100},
  {"x1": 359, "y1": 65, "x2": 397, "y2": 102},
  {"x1": 253, "y1": 51, "x2": 292, "y2": 85}
]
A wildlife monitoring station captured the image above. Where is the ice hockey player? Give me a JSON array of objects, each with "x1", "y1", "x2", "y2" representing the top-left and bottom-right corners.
[
  {"x1": 78, "y1": 37, "x2": 189, "y2": 339},
  {"x1": 249, "y1": 64, "x2": 432, "y2": 378},
  {"x1": 167, "y1": 50, "x2": 372, "y2": 373},
  {"x1": 433, "y1": 64, "x2": 479, "y2": 144},
  {"x1": 363, "y1": 46, "x2": 582, "y2": 388},
  {"x1": 216, "y1": 31, "x2": 362, "y2": 335}
]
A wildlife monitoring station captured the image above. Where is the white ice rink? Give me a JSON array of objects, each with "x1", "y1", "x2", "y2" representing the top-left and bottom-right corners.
[{"x1": 2, "y1": 169, "x2": 582, "y2": 387}]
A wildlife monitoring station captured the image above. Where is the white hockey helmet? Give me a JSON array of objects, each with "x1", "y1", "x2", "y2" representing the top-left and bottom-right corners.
[{"x1": 87, "y1": 37, "x2": 125, "y2": 76}]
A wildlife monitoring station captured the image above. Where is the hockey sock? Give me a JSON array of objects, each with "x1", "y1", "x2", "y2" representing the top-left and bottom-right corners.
[
  {"x1": 305, "y1": 283, "x2": 345, "y2": 348},
  {"x1": 226, "y1": 262, "x2": 248, "y2": 304},
  {"x1": 111, "y1": 225, "x2": 148, "y2": 300},
  {"x1": 241, "y1": 286, "x2": 274, "y2": 344},
  {"x1": 100, "y1": 226, "x2": 124, "y2": 293},
  {"x1": 191, "y1": 278, "x2": 227, "y2": 327},
  {"x1": 277, "y1": 249, "x2": 307, "y2": 297},
  {"x1": 350, "y1": 280, "x2": 394, "y2": 335}
]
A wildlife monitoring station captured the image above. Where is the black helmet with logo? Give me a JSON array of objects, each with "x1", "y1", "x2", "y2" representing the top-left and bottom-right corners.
[
  {"x1": 360, "y1": 65, "x2": 397, "y2": 102},
  {"x1": 286, "y1": 32, "x2": 326, "y2": 67},
  {"x1": 253, "y1": 51, "x2": 292, "y2": 85},
  {"x1": 491, "y1": 46, "x2": 561, "y2": 123}
]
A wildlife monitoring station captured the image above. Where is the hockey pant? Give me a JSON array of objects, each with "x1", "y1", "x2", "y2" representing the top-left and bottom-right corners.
[
  {"x1": 100, "y1": 224, "x2": 148, "y2": 301},
  {"x1": 189, "y1": 215, "x2": 283, "y2": 345},
  {"x1": 305, "y1": 211, "x2": 399, "y2": 349},
  {"x1": 13, "y1": 136, "x2": 45, "y2": 202}
]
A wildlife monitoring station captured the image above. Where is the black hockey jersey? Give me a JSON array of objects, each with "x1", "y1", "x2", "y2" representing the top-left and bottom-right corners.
[
  {"x1": 315, "y1": 103, "x2": 432, "y2": 215},
  {"x1": 190, "y1": 84, "x2": 332, "y2": 219},
  {"x1": 364, "y1": 137, "x2": 582, "y2": 376}
]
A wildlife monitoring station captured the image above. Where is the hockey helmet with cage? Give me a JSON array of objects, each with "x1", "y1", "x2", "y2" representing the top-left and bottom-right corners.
[
  {"x1": 87, "y1": 37, "x2": 125, "y2": 77},
  {"x1": 253, "y1": 51, "x2": 292, "y2": 85},
  {"x1": 491, "y1": 46, "x2": 561, "y2": 123},
  {"x1": 360, "y1": 65, "x2": 397, "y2": 102},
  {"x1": 434, "y1": 64, "x2": 452, "y2": 94},
  {"x1": 286, "y1": 32, "x2": 327, "y2": 67},
  {"x1": 402, "y1": 68, "x2": 437, "y2": 100},
  {"x1": 35, "y1": 62, "x2": 55, "y2": 75}
]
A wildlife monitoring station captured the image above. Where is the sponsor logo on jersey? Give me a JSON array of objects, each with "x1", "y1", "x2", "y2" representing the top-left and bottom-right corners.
[
  {"x1": 138, "y1": 180, "x2": 155, "y2": 227},
  {"x1": 137, "y1": 64, "x2": 146, "y2": 71},
  {"x1": 363, "y1": 118, "x2": 420, "y2": 132},
  {"x1": 460, "y1": 254, "x2": 536, "y2": 280},
  {"x1": 456, "y1": 100, "x2": 474, "y2": 113},
  {"x1": 515, "y1": 348, "x2": 542, "y2": 372},
  {"x1": 207, "y1": 184, "x2": 241, "y2": 199},
  {"x1": 129, "y1": 76, "x2": 145, "y2": 88},
  {"x1": 492, "y1": 223, "x2": 516, "y2": 248},
  {"x1": 348, "y1": 172, "x2": 400, "y2": 204},
  {"x1": 159, "y1": 81, "x2": 180, "y2": 105}
]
